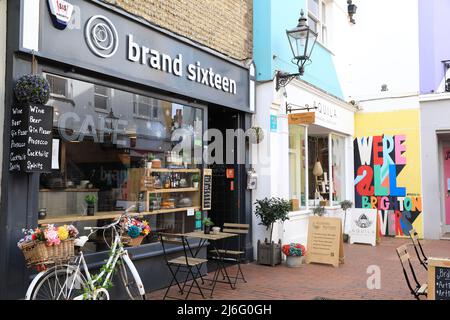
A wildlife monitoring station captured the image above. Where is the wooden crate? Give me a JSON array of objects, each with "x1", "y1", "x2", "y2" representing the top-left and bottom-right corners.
[{"x1": 257, "y1": 239, "x2": 282, "y2": 267}]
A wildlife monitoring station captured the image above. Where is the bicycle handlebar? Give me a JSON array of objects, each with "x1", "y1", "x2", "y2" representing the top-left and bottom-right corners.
[{"x1": 83, "y1": 205, "x2": 136, "y2": 232}]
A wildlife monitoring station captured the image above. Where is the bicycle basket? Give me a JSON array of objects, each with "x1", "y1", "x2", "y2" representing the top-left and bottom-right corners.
[{"x1": 19, "y1": 239, "x2": 75, "y2": 268}]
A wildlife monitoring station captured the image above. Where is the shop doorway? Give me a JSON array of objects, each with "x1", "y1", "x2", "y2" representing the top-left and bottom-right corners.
[
  {"x1": 441, "y1": 143, "x2": 450, "y2": 237},
  {"x1": 207, "y1": 106, "x2": 247, "y2": 252}
]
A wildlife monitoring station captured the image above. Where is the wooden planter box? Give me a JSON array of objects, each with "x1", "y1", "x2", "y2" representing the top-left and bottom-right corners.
[{"x1": 257, "y1": 239, "x2": 282, "y2": 267}]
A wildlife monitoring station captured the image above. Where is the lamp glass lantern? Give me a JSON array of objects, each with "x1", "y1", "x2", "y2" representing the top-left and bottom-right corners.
[{"x1": 286, "y1": 10, "x2": 318, "y2": 76}]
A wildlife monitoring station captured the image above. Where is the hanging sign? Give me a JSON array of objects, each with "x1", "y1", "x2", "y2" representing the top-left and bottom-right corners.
[
  {"x1": 306, "y1": 216, "x2": 344, "y2": 268},
  {"x1": 202, "y1": 169, "x2": 212, "y2": 210},
  {"x1": 10, "y1": 104, "x2": 54, "y2": 173},
  {"x1": 288, "y1": 112, "x2": 316, "y2": 125},
  {"x1": 428, "y1": 258, "x2": 450, "y2": 300},
  {"x1": 349, "y1": 208, "x2": 377, "y2": 247}
]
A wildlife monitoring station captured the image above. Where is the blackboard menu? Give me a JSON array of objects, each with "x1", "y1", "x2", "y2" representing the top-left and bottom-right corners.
[
  {"x1": 9, "y1": 104, "x2": 54, "y2": 173},
  {"x1": 202, "y1": 169, "x2": 212, "y2": 210},
  {"x1": 435, "y1": 267, "x2": 450, "y2": 300}
]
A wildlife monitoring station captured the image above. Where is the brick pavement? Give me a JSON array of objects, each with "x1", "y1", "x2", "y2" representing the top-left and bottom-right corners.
[{"x1": 146, "y1": 237, "x2": 450, "y2": 300}]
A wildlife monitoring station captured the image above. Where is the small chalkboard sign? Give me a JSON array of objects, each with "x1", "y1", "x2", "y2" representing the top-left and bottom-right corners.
[
  {"x1": 9, "y1": 104, "x2": 54, "y2": 173},
  {"x1": 202, "y1": 169, "x2": 212, "y2": 211},
  {"x1": 428, "y1": 258, "x2": 450, "y2": 300}
]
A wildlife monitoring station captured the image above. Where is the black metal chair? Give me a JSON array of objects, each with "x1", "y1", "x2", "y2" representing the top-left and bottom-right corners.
[
  {"x1": 159, "y1": 232, "x2": 208, "y2": 300},
  {"x1": 396, "y1": 244, "x2": 428, "y2": 300},
  {"x1": 210, "y1": 223, "x2": 249, "y2": 286},
  {"x1": 409, "y1": 228, "x2": 428, "y2": 270}
]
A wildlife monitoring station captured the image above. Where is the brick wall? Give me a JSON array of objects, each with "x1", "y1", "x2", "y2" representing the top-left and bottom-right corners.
[{"x1": 102, "y1": 0, "x2": 253, "y2": 61}]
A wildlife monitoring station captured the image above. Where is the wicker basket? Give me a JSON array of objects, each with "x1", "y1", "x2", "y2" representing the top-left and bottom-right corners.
[
  {"x1": 19, "y1": 239, "x2": 75, "y2": 267},
  {"x1": 122, "y1": 235, "x2": 145, "y2": 247}
]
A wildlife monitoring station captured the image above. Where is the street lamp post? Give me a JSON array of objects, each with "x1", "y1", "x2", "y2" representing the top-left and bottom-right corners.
[{"x1": 275, "y1": 10, "x2": 318, "y2": 92}]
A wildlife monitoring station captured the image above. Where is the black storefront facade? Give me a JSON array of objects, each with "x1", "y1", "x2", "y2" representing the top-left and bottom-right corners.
[{"x1": 0, "y1": 0, "x2": 254, "y2": 299}]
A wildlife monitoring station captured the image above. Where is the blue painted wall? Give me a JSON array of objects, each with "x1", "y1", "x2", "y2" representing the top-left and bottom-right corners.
[{"x1": 253, "y1": 0, "x2": 344, "y2": 99}]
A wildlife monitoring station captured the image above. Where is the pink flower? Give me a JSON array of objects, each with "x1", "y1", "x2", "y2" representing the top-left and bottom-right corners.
[{"x1": 45, "y1": 227, "x2": 61, "y2": 246}]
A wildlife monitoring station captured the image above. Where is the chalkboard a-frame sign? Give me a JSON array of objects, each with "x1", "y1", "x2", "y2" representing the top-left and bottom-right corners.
[
  {"x1": 428, "y1": 258, "x2": 450, "y2": 300},
  {"x1": 9, "y1": 104, "x2": 54, "y2": 173}
]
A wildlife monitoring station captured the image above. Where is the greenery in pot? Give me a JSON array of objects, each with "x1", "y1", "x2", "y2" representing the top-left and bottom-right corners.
[
  {"x1": 313, "y1": 205, "x2": 326, "y2": 217},
  {"x1": 14, "y1": 74, "x2": 50, "y2": 105},
  {"x1": 254, "y1": 197, "x2": 290, "y2": 243},
  {"x1": 192, "y1": 173, "x2": 200, "y2": 188},
  {"x1": 202, "y1": 217, "x2": 214, "y2": 234},
  {"x1": 340, "y1": 200, "x2": 353, "y2": 242},
  {"x1": 85, "y1": 195, "x2": 97, "y2": 216}
]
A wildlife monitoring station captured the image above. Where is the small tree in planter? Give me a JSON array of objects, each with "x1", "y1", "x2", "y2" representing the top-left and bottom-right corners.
[
  {"x1": 340, "y1": 200, "x2": 353, "y2": 243},
  {"x1": 254, "y1": 197, "x2": 290, "y2": 266},
  {"x1": 85, "y1": 195, "x2": 97, "y2": 216}
]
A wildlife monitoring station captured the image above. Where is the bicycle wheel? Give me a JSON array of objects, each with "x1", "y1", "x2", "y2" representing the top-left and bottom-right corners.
[
  {"x1": 30, "y1": 265, "x2": 88, "y2": 300},
  {"x1": 118, "y1": 257, "x2": 146, "y2": 300}
]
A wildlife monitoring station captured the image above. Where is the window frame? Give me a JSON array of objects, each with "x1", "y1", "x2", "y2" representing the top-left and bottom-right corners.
[
  {"x1": 307, "y1": 0, "x2": 329, "y2": 47},
  {"x1": 93, "y1": 84, "x2": 111, "y2": 113}
]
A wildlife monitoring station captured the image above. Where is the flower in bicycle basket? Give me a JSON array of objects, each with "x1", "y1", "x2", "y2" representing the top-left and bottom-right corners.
[
  {"x1": 67, "y1": 225, "x2": 79, "y2": 238},
  {"x1": 45, "y1": 226, "x2": 61, "y2": 246},
  {"x1": 127, "y1": 225, "x2": 142, "y2": 239},
  {"x1": 57, "y1": 226, "x2": 69, "y2": 241}
]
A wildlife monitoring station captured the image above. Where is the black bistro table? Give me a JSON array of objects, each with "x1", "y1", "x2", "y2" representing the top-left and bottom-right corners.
[{"x1": 184, "y1": 231, "x2": 238, "y2": 297}]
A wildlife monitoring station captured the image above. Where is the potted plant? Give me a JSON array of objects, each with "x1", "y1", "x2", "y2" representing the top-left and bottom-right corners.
[
  {"x1": 282, "y1": 243, "x2": 307, "y2": 268},
  {"x1": 313, "y1": 205, "x2": 326, "y2": 217},
  {"x1": 202, "y1": 217, "x2": 214, "y2": 234},
  {"x1": 85, "y1": 195, "x2": 97, "y2": 216},
  {"x1": 254, "y1": 197, "x2": 290, "y2": 266},
  {"x1": 340, "y1": 200, "x2": 353, "y2": 243},
  {"x1": 192, "y1": 173, "x2": 200, "y2": 189},
  {"x1": 14, "y1": 74, "x2": 50, "y2": 105}
]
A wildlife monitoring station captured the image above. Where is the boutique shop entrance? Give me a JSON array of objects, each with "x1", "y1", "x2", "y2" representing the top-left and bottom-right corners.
[{"x1": 207, "y1": 106, "x2": 252, "y2": 260}]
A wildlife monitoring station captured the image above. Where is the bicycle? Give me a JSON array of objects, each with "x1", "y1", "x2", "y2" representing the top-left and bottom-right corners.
[{"x1": 25, "y1": 206, "x2": 146, "y2": 300}]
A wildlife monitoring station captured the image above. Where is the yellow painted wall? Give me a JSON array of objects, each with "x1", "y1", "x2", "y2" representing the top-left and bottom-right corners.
[{"x1": 354, "y1": 109, "x2": 423, "y2": 238}]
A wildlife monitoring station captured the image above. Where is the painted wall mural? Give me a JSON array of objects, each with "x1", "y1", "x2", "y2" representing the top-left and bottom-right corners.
[{"x1": 354, "y1": 110, "x2": 423, "y2": 238}]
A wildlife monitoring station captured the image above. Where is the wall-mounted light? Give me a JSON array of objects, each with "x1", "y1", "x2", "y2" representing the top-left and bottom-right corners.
[
  {"x1": 275, "y1": 10, "x2": 318, "y2": 91},
  {"x1": 347, "y1": 0, "x2": 357, "y2": 24}
]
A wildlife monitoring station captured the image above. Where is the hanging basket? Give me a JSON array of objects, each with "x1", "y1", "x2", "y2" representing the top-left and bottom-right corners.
[
  {"x1": 14, "y1": 74, "x2": 50, "y2": 105},
  {"x1": 19, "y1": 239, "x2": 75, "y2": 268}
]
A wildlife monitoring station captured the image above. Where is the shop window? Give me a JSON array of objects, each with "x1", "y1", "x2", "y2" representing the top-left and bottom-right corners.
[
  {"x1": 308, "y1": 135, "x2": 330, "y2": 206},
  {"x1": 39, "y1": 74, "x2": 204, "y2": 253},
  {"x1": 289, "y1": 125, "x2": 307, "y2": 210}
]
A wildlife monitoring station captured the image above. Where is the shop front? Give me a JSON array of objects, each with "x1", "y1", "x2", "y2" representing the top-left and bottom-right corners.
[
  {"x1": 253, "y1": 79, "x2": 356, "y2": 250},
  {"x1": 0, "y1": 0, "x2": 253, "y2": 299}
]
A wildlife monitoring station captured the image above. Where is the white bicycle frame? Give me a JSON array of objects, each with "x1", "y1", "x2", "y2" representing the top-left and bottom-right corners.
[{"x1": 25, "y1": 207, "x2": 146, "y2": 300}]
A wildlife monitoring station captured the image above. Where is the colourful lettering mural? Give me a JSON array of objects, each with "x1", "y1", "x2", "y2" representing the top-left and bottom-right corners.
[{"x1": 354, "y1": 110, "x2": 423, "y2": 238}]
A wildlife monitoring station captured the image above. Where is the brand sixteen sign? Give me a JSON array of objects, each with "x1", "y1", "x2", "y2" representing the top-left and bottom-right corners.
[{"x1": 127, "y1": 35, "x2": 237, "y2": 95}]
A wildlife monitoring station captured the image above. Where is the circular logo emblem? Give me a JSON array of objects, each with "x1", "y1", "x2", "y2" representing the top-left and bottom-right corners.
[{"x1": 85, "y1": 15, "x2": 119, "y2": 58}]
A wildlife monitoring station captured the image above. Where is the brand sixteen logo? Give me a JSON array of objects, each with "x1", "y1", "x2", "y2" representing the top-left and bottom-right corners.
[{"x1": 83, "y1": 15, "x2": 238, "y2": 95}]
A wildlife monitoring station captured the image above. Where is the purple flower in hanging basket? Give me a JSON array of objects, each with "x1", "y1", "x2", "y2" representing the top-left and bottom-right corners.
[{"x1": 14, "y1": 74, "x2": 50, "y2": 105}]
